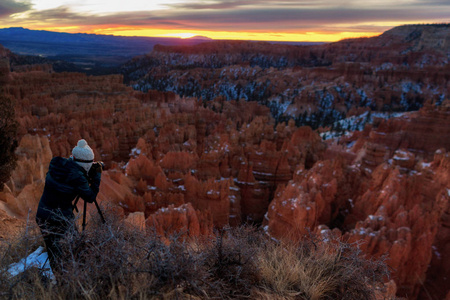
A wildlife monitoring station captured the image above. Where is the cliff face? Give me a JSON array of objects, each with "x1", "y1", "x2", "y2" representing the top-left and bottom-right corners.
[
  {"x1": 372, "y1": 24, "x2": 450, "y2": 54},
  {"x1": 363, "y1": 102, "x2": 450, "y2": 160}
]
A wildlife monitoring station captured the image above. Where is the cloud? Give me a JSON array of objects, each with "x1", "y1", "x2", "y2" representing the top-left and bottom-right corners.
[
  {"x1": 26, "y1": 6, "x2": 85, "y2": 21},
  {"x1": 8, "y1": 6, "x2": 155, "y2": 27},
  {"x1": 166, "y1": 0, "x2": 262, "y2": 10},
  {"x1": 0, "y1": 0, "x2": 31, "y2": 17},
  {"x1": 148, "y1": 6, "x2": 450, "y2": 31},
  {"x1": 3, "y1": 1, "x2": 449, "y2": 35},
  {"x1": 413, "y1": 0, "x2": 450, "y2": 5},
  {"x1": 165, "y1": 0, "x2": 342, "y2": 10},
  {"x1": 164, "y1": 0, "x2": 450, "y2": 10}
]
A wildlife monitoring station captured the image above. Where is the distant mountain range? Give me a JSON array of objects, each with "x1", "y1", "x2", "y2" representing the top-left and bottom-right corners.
[
  {"x1": 0, "y1": 27, "x2": 322, "y2": 69},
  {"x1": 0, "y1": 27, "x2": 216, "y2": 66}
]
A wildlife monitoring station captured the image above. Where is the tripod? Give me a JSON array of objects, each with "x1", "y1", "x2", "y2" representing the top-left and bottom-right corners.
[{"x1": 73, "y1": 196, "x2": 106, "y2": 231}]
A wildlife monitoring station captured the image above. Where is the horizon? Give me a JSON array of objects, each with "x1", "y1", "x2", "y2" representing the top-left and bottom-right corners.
[
  {"x1": 1, "y1": 0, "x2": 449, "y2": 42},
  {"x1": 0, "y1": 26, "x2": 334, "y2": 43}
]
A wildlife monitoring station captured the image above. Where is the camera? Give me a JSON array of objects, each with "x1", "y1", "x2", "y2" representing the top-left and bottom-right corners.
[
  {"x1": 88, "y1": 161, "x2": 105, "y2": 180},
  {"x1": 94, "y1": 161, "x2": 105, "y2": 171}
]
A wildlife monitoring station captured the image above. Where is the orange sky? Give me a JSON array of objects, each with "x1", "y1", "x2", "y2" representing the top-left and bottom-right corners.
[
  {"x1": 44, "y1": 26, "x2": 383, "y2": 42},
  {"x1": 1, "y1": 0, "x2": 449, "y2": 42}
]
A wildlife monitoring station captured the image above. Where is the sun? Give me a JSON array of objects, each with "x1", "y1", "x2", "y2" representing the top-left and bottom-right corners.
[{"x1": 162, "y1": 32, "x2": 197, "y2": 39}]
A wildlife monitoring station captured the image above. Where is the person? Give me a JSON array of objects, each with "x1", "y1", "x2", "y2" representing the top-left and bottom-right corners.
[{"x1": 35, "y1": 139, "x2": 102, "y2": 273}]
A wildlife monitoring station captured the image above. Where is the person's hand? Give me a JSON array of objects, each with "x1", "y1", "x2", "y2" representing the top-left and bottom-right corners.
[
  {"x1": 91, "y1": 161, "x2": 104, "y2": 174},
  {"x1": 88, "y1": 162, "x2": 104, "y2": 180}
]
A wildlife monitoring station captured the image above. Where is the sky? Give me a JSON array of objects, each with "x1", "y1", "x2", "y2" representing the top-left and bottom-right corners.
[{"x1": 1, "y1": 0, "x2": 449, "y2": 42}]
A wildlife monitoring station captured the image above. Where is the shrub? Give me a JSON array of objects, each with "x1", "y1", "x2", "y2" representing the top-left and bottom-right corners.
[
  {"x1": 0, "y1": 214, "x2": 42, "y2": 299},
  {"x1": 202, "y1": 226, "x2": 263, "y2": 298},
  {"x1": 256, "y1": 238, "x2": 390, "y2": 300},
  {"x1": 0, "y1": 211, "x2": 393, "y2": 299}
]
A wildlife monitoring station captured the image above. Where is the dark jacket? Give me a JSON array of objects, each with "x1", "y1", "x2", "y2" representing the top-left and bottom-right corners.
[{"x1": 36, "y1": 157, "x2": 101, "y2": 220}]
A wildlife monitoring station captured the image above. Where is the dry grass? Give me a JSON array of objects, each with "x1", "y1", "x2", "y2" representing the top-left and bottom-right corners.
[
  {"x1": 0, "y1": 211, "x2": 392, "y2": 300},
  {"x1": 256, "y1": 238, "x2": 390, "y2": 300}
]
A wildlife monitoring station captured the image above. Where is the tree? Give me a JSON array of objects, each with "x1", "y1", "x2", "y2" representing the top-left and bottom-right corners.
[{"x1": 0, "y1": 59, "x2": 18, "y2": 189}]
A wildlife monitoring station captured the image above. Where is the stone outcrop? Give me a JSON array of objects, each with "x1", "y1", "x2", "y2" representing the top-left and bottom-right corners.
[
  {"x1": 418, "y1": 151, "x2": 450, "y2": 299},
  {"x1": 146, "y1": 203, "x2": 213, "y2": 240},
  {"x1": 343, "y1": 157, "x2": 447, "y2": 298},
  {"x1": 1, "y1": 135, "x2": 51, "y2": 217},
  {"x1": 367, "y1": 101, "x2": 450, "y2": 160},
  {"x1": 265, "y1": 158, "x2": 352, "y2": 240},
  {"x1": 0, "y1": 209, "x2": 25, "y2": 241}
]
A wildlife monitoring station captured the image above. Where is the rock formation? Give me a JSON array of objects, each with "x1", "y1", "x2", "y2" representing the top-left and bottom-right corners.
[
  {"x1": 0, "y1": 209, "x2": 25, "y2": 241},
  {"x1": 1, "y1": 135, "x2": 51, "y2": 217},
  {"x1": 146, "y1": 203, "x2": 213, "y2": 241},
  {"x1": 265, "y1": 102, "x2": 450, "y2": 299},
  {"x1": 122, "y1": 25, "x2": 449, "y2": 129},
  {"x1": 1, "y1": 25, "x2": 449, "y2": 298}
]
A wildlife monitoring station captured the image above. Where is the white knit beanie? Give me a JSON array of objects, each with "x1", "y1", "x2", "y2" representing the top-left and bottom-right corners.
[{"x1": 72, "y1": 139, "x2": 94, "y2": 173}]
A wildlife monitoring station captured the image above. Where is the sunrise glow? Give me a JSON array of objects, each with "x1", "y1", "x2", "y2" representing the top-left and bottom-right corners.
[
  {"x1": 103, "y1": 29, "x2": 379, "y2": 42},
  {"x1": 10, "y1": 25, "x2": 382, "y2": 42},
  {"x1": 1, "y1": 0, "x2": 449, "y2": 42}
]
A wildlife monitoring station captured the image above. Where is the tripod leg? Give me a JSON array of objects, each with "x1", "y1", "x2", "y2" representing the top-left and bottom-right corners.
[
  {"x1": 93, "y1": 199, "x2": 106, "y2": 224},
  {"x1": 82, "y1": 199, "x2": 87, "y2": 231},
  {"x1": 72, "y1": 195, "x2": 80, "y2": 213}
]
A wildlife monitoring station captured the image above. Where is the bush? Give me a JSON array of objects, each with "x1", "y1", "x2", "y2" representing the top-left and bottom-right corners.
[
  {"x1": 0, "y1": 214, "x2": 42, "y2": 299},
  {"x1": 202, "y1": 226, "x2": 263, "y2": 298},
  {"x1": 0, "y1": 212, "x2": 392, "y2": 299},
  {"x1": 256, "y1": 238, "x2": 390, "y2": 300}
]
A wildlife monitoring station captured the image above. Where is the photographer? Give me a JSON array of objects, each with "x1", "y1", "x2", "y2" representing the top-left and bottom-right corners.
[{"x1": 35, "y1": 139, "x2": 102, "y2": 273}]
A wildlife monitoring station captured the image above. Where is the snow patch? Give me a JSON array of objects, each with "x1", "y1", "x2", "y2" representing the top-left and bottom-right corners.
[
  {"x1": 432, "y1": 246, "x2": 441, "y2": 260},
  {"x1": 320, "y1": 111, "x2": 405, "y2": 141},
  {"x1": 8, "y1": 246, "x2": 54, "y2": 280},
  {"x1": 207, "y1": 189, "x2": 219, "y2": 196}
]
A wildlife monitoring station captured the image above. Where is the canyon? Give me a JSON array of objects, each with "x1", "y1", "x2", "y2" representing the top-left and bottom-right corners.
[
  {"x1": 0, "y1": 24, "x2": 449, "y2": 299},
  {"x1": 123, "y1": 24, "x2": 449, "y2": 129}
]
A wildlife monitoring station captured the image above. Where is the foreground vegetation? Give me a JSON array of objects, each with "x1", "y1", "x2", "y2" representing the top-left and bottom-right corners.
[{"x1": 0, "y1": 212, "x2": 391, "y2": 299}]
